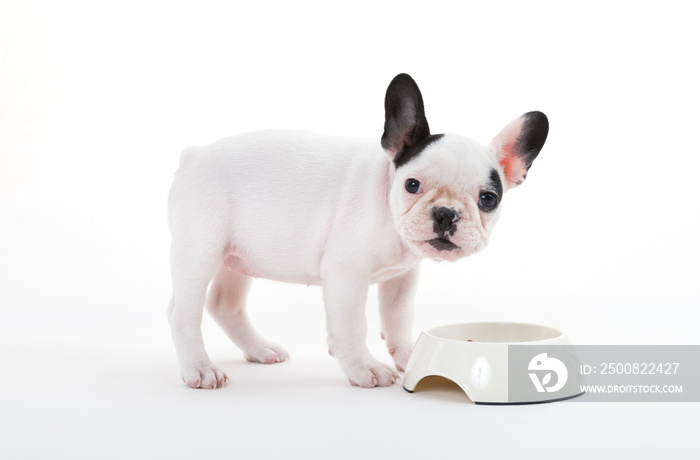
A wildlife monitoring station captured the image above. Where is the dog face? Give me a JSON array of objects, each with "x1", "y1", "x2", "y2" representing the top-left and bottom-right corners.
[
  {"x1": 381, "y1": 74, "x2": 549, "y2": 261},
  {"x1": 389, "y1": 135, "x2": 505, "y2": 261}
]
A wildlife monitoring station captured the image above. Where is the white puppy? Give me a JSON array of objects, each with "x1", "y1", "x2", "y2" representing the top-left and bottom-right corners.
[{"x1": 167, "y1": 74, "x2": 549, "y2": 389}]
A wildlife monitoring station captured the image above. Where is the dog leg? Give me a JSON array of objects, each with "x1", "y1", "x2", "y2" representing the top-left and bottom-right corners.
[
  {"x1": 378, "y1": 267, "x2": 419, "y2": 372},
  {"x1": 168, "y1": 240, "x2": 228, "y2": 389},
  {"x1": 206, "y1": 267, "x2": 289, "y2": 364},
  {"x1": 323, "y1": 275, "x2": 399, "y2": 387}
]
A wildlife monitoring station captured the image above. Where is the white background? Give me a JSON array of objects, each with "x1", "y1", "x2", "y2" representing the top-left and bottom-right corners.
[{"x1": 1, "y1": 1, "x2": 698, "y2": 458}]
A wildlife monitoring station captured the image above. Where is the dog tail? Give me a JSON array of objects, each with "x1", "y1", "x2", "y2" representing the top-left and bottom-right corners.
[
  {"x1": 177, "y1": 147, "x2": 196, "y2": 169},
  {"x1": 168, "y1": 147, "x2": 196, "y2": 230}
]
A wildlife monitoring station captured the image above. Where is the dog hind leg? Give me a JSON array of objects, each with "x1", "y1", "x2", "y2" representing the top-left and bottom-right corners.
[
  {"x1": 168, "y1": 239, "x2": 228, "y2": 389},
  {"x1": 206, "y1": 267, "x2": 289, "y2": 364}
]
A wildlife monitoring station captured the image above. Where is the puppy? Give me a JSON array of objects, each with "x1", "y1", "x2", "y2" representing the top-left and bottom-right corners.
[{"x1": 167, "y1": 74, "x2": 548, "y2": 389}]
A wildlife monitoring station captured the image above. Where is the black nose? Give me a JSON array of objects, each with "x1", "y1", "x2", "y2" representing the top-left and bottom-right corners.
[{"x1": 432, "y1": 206, "x2": 459, "y2": 234}]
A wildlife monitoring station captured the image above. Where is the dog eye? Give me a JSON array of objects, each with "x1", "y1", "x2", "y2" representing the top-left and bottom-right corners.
[
  {"x1": 478, "y1": 192, "x2": 499, "y2": 211},
  {"x1": 405, "y1": 178, "x2": 422, "y2": 194}
]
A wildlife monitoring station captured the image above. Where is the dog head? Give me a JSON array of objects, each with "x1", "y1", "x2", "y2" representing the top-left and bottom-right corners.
[{"x1": 381, "y1": 74, "x2": 549, "y2": 261}]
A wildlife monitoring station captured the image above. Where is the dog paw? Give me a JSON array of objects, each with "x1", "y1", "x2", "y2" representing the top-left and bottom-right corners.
[
  {"x1": 342, "y1": 358, "x2": 400, "y2": 388},
  {"x1": 388, "y1": 346, "x2": 413, "y2": 372},
  {"x1": 181, "y1": 363, "x2": 229, "y2": 389},
  {"x1": 243, "y1": 341, "x2": 290, "y2": 365}
]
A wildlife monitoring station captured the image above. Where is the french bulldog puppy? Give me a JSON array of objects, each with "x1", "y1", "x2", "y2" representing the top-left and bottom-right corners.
[{"x1": 167, "y1": 73, "x2": 548, "y2": 389}]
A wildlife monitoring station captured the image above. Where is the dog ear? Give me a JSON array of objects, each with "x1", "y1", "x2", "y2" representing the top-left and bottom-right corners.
[
  {"x1": 490, "y1": 111, "x2": 549, "y2": 188},
  {"x1": 381, "y1": 74, "x2": 431, "y2": 161}
]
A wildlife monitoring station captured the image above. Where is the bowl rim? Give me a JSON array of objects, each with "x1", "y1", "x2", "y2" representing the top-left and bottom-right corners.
[{"x1": 423, "y1": 321, "x2": 566, "y2": 345}]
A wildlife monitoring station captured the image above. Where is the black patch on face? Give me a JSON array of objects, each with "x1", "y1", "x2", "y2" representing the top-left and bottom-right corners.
[
  {"x1": 476, "y1": 169, "x2": 503, "y2": 213},
  {"x1": 516, "y1": 111, "x2": 549, "y2": 171},
  {"x1": 489, "y1": 168, "x2": 503, "y2": 199},
  {"x1": 394, "y1": 133, "x2": 445, "y2": 169}
]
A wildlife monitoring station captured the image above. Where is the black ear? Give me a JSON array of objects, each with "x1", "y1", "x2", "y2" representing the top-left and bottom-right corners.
[{"x1": 381, "y1": 74, "x2": 431, "y2": 160}]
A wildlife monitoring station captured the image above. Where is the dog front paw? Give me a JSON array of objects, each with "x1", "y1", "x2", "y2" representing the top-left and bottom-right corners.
[
  {"x1": 340, "y1": 357, "x2": 400, "y2": 388},
  {"x1": 388, "y1": 345, "x2": 413, "y2": 372},
  {"x1": 181, "y1": 362, "x2": 229, "y2": 389}
]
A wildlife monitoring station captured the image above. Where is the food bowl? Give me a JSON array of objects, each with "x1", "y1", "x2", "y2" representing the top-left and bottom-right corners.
[{"x1": 403, "y1": 322, "x2": 584, "y2": 404}]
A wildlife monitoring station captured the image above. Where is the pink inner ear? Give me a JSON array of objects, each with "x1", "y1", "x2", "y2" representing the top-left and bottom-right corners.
[
  {"x1": 492, "y1": 116, "x2": 528, "y2": 188},
  {"x1": 499, "y1": 141, "x2": 528, "y2": 187}
]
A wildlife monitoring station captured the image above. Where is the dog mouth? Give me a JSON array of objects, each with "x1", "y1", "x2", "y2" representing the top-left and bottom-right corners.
[{"x1": 427, "y1": 238, "x2": 460, "y2": 251}]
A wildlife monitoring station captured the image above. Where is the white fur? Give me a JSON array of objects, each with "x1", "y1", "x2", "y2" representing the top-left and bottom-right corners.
[{"x1": 168, "y1": 121, "x2": 532, "y2": 389}]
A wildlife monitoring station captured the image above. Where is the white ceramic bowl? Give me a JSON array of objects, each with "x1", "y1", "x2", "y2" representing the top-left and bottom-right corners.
[{"x1": 403, "y1": 322, "x2": 584, "y2": 404}]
